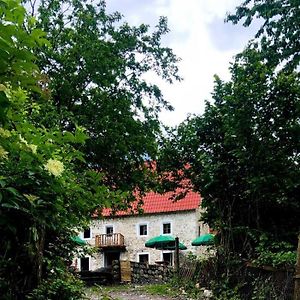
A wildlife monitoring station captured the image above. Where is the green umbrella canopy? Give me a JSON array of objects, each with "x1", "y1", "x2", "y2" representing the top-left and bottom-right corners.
[
  {"x1": 145, "y1": 235, "x2": 187, "y2": 250},
  {"x1": 192, "y1": 233, "x2": 215, "y2": 246},
  {"x1": 159, "y1": 242, "x2": 187, "y2": 251},
  {"x1": 145, "y1": 235, "x2": 175, "y2": 249},
  {"x1": 71, "y1": 236, "x2": 87, "y2": 246}
]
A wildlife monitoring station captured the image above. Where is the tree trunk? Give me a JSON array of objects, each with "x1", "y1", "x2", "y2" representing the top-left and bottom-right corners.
[
  {"x1": 23, "y1": 225, "x2": 45, "y2": 297},
  {"x1": 294, "y1": 233, "x2": 300, "y2": 300}
]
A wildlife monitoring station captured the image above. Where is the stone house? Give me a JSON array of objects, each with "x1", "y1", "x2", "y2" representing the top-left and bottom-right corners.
[{"x1": 77, "y1": 190, "x2": 209, "y2": 271}]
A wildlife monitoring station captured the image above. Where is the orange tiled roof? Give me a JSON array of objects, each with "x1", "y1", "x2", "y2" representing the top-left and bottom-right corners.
[{"x1": 101, "y1": 190, "x2": 201, "y2": 217}]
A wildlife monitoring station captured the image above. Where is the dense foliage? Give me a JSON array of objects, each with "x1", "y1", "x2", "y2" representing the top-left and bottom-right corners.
[
  {"x1": 27, "y1": 0, "x2": 181, "y2": 193},
  {"x1": 159, "y1": 48, "x2": 300, "y2": 263},
  {"x1": 158, "y1": 0, "x2": 300, "y2": 297},
  {"x1": 159, "y1": 0, "x2": 300, "y2": 270},
  {"x1": 1, "y1": 0, "x2": 181, "y2": 298},
  {"x1": 1, "y1": 0, "x2": 166, "y2": 298},
  {"x1": 227, "y1": 0, "x2": 300, "y2": 70}
]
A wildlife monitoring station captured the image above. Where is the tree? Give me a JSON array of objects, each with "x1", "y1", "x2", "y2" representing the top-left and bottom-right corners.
[
  {"x1": 159, "y1": 48, "x2": 300, "y2": 262},
  {"x1": 27, "y1": 0, "x2": 181, "y2": 193},
  {"x1": 227, "y1": 0, "x2": 300, "y2": 70},
  {"x1": 228, "y1": 3, "x2": 300, "y2": 296},
  {"x1": 0, "y1": 1, "x2": 121, "y2": 298},
  {"x1": 1, "y1": 0, "x2": 181, "y2": 297},
  {"x1": 156, "y1": 1, "x2": 300, "y2": 297}
]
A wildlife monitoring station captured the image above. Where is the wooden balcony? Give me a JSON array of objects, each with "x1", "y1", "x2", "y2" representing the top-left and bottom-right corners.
[{"x1": 95, "y1": 233, "x2": 125, "y2": 249}]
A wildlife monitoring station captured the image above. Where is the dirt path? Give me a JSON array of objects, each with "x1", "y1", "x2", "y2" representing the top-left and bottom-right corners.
[
  {"x1": 87, "y1": 287, "x2": 190, "y2": 300},
  {"x1": 108, "y1": 290, "x2": 184, "y2": 300}
]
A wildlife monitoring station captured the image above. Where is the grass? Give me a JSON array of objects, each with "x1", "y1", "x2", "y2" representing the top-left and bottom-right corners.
[
  {"x1": 85, "y1": 282, "x2": 179, "y2": 299},
  {"x1": 141, "y1": 283, "x2": 177, "y2": 297}
]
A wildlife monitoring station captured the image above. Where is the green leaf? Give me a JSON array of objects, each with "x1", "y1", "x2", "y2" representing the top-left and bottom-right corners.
[
  {"x1": 0, "y1": 91, "x2": 10, "y2": 124},
  {"x1": 0, "y1": 179, "x2": 6, "y2": 188},
  {"x1": 1, "y1": 202, "x2": 20, "y2": 209},
  {"x1": 6, "y1": 187, "x2": 20, "y2": 197}
]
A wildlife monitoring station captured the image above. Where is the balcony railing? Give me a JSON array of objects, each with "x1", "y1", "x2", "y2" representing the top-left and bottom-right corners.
[{"x1": 95, "y1": 233, "x2": 125, "y2": 248}]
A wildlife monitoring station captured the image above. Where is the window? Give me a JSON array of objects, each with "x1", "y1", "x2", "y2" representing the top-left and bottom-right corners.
[
  {"x1": 163, "y1": 222, "x2": 171, "y2": 234},
  {"x1": 80, "y1": 257, "x2": 90, "y2": 271},
  {"x1": 163, "y1": 252, "x2": 173, "y2": 266},
  {"x1": 139, "y1": 224, "x2": 148, "y2": 236},
  {"x1": 137, "y1": 222, "x2": 149, "y2": 236},
  {"x1": 138, "y1": 254, "x2": 149, "y2": 264},
  {"x1": 106, "y1": 226, "x2": 113, "y2": 235},
  {"x1": 83, "y1": 228, "x2": 91, "y2": 239}
]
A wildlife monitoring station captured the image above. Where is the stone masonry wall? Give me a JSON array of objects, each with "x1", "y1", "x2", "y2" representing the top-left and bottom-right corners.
[
  {"x1": 112, "y1": 260, "x2": 173, "y2": 284},
  {"x1": 130, "y1": 261, "x2": 173, "y2": 284}
]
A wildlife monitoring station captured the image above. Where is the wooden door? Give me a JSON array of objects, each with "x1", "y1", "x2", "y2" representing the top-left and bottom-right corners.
[{"x1": 120, "y1": 260, "x2": 131, "y2": 282}]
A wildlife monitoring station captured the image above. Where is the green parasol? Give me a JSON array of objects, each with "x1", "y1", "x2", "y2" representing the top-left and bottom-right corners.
[
  {"x1": 145, "y1": 235, "x2": 175, "y2": 248},
  {"x1": 159, "y1": 242, "x2": 187, "y2": 250},
  {"x1": 71, "y1": 236, "x2": 87, "y2": 246},
  {"x1": 191, "y1": 233, "x2": 215, "y2": 246},
  {"x1": 145, "y1": 235, "x2": 187, "y2": 250}
]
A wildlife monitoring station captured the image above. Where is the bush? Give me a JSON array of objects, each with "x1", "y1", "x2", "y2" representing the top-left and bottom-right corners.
[
  {"x1": 253, "y1": 234, "x2": 296, "y2": 268},
  {"x1": 27, "y1": 272, "x2": 84, "y2": 300}
]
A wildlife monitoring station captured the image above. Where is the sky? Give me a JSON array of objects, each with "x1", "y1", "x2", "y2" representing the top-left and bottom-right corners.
[{"x1": 106, "y1": 0, "x2": 259, "y2": 126}]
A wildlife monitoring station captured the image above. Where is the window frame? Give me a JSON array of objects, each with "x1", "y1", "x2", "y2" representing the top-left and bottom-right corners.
[
  {"x1": 161, "y1": 221, "x2": 172, "y2": 235},
  {"x1": 137, "y1": 252, "x2": 150, "y2": 264},
  {"x1": 105, "y1": 225, "x2": 114, "y2": 236},
  {"x1": 82, "y1": 227, "x2": 92, "y2": 240},
  {"x1": 137, "y1": 222, "x2": 149, "y2": 237},
  {"x1": 161, "y1": 251, "x2": 173, "y2": 266}
]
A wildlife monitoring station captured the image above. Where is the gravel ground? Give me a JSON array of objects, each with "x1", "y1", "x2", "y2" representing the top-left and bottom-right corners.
[
  {"x1": 86, "y1": 287, "x2": 191, "y2": 300},
  {"x1": 107, "y1": 290, "x2": 183, "y2": 300}
]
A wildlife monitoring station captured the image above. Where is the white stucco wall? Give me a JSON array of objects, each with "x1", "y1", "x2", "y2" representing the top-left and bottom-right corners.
[{"x1": 84, "y1": 209, "x2": 210, "y2": 270}]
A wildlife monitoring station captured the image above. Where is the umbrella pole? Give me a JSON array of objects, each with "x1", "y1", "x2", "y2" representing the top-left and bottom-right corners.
[{"x1": 174, "y1": 237, "x2": 179, "y2": 278}]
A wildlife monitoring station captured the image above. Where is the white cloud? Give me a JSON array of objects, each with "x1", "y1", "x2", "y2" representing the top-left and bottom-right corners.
[
  {"x1": 107, "y1": 0, "x2": 254, "y2": 126},
  {"x1": 152, "y1": 0, "x2": 246, "y2": 126}
]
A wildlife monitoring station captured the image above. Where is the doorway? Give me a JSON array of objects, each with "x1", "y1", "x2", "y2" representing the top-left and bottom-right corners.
[
  {"x1": 80, "y1": 257, "x2": 90, "y2": 271},
  {"x1": 104, "y1": 251, "x2": 120, "y2": 267}
]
